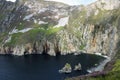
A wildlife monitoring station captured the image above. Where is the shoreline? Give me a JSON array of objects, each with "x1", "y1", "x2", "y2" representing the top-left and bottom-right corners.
[{"x1": 87, "y1": 57, "x2": 111, "y2": 73}]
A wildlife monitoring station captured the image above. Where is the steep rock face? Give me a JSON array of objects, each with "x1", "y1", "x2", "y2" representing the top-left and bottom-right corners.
[
  {"x1": 0, "y1": 0, "x2": 16, "y2": 32},
  {"x1": 0, "y1": 0, "x2": 120, "y2": 56},
  {"x1": 66, "y1": 0, "x2": 120, "y2": 57}
]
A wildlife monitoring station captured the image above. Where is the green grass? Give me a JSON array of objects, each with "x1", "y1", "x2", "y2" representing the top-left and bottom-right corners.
[
  {"x1": 65, "y1": 63, "x2": 71, "y2": 68},
  {"x1": 0, "y1": 32, "x2": 9, "y2": 45},
  {"x1": 16, "y1": 23, "x2": 25, "y2": 30},
  {"x1": 89, "y1": 71, "x2": 120, "y2": 80},
  {"x1": 46, "y1": 27, "x2": 63, "y2": 35},
  {"x1": 26, "y1": 27, "x2": 63, "y2": 38},
  {"x1": 87, "y1": 8, "x2": 109, "y2": 25},
  {"x1": 112, "y1": 59, "x2": 120, "y2": 72},
  {"x1": 5, "y1": 32, "x2": 24, "y2": 46},
  {"x1": 79, "y1": 44, "x2": 85, "y2": 50},
  {"x1": 5, "y1": 26, "x2": 63, "y2": 46}
]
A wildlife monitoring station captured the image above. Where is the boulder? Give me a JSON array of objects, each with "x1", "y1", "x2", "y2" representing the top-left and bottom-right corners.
[
  {"x1": 59, "y1": 63, "x2": 72, "y2": 73},
  {"x1": 74, "y1": 63, "x2": 82, "y2": 71}
]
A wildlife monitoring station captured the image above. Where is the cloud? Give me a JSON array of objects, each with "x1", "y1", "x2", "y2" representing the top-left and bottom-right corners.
[
  {"x1": 45, "y1": 0, "x2": 97, "y2": 5},
  {"x1": 6, "y1": 0, "x2": 16, "y2": 2},
  {"x1": 45, "y1": 0, "x2": 81, "y2": 5},
  {"x1": 5, "y1": 0, "x2": 97, "y2": 5}
]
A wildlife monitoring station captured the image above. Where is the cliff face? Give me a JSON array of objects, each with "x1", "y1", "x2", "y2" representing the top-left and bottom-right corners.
[
  {"x1": 67, "y1": 0, "x2": 120, "y2": 57},
  {"x1": 0, "y1": 0, "x2": 120, "y2": 56}
]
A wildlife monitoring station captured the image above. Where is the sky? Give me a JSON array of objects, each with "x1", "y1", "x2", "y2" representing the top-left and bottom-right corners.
[
  {"x1": 6, "y1": 0, "x2": 16, "y2": 2},
  {"x1": 45, "y1": 0, "x2": 97, "y2": 5},
  {"x1": 6, "y1": 0, "x2": 97, "y2": 5}
]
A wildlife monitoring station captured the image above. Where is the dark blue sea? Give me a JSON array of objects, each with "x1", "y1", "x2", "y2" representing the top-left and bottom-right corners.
[{"x1": 0, "y1": 53, "x2": 105, "y2": 80}]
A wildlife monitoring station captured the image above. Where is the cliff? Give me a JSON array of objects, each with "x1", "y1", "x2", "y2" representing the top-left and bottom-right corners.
[{"x1": 0, "y1": 0, "x2": 120, "y2": 57}]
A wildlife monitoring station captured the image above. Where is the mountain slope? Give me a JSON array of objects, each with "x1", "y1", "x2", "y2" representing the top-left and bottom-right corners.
[{"x1": 0, "y1": 0, "x2": 120, "y2": 57}]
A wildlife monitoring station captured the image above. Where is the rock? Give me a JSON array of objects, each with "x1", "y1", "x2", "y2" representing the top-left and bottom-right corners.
[
  {"x1": 13, "y1": 45, "x2": 25, "y2": 56},
  {"x1": 74, "y1": 63, "x2": 82, "y2": 71},
  {"x1": 59, "y1": 63, "x2": 72, "y2": 73},
  {"x1": 95, "y1": 64, "x2": 98, "y2": 66},
  {"x1": 74, "y1": 52, "x2": 81, "y2": 55},
  {"x1": 0, "y1": 0, "x2": 119, "y2": 57}
]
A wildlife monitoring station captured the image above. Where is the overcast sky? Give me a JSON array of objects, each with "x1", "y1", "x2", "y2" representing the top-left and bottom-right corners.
[
  {"x1": 6, "y1": 0, "x2": 97, "y2": 5},
  {"x1": 45, "y1": 0, "x2": 97, "y2": 5},
  {"x1": 6, "y1": 0, "x2": 16, "y2": 2}
]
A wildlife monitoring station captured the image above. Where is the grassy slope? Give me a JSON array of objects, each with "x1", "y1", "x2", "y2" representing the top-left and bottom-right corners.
[{"x1": 5, "y1": 26, "x2": 63, "y2": 46}]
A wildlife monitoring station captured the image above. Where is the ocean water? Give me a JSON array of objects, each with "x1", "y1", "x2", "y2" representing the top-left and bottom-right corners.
[{"x1": 0, "y1": 53, "x2": 105, "y2": 80}]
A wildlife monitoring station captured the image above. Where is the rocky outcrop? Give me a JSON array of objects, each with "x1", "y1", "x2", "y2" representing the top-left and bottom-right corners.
[
  {"x1": 59, "y1": 63, "x2": 72, "y2": 73},
  {"x1": 74, "y1": 63, "x2": 82, "y2": 71}
]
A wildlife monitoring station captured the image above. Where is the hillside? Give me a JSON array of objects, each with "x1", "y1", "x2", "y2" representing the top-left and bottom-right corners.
[{"x1": 0, "y1": 0, "x2": 119, "y2": 57}]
